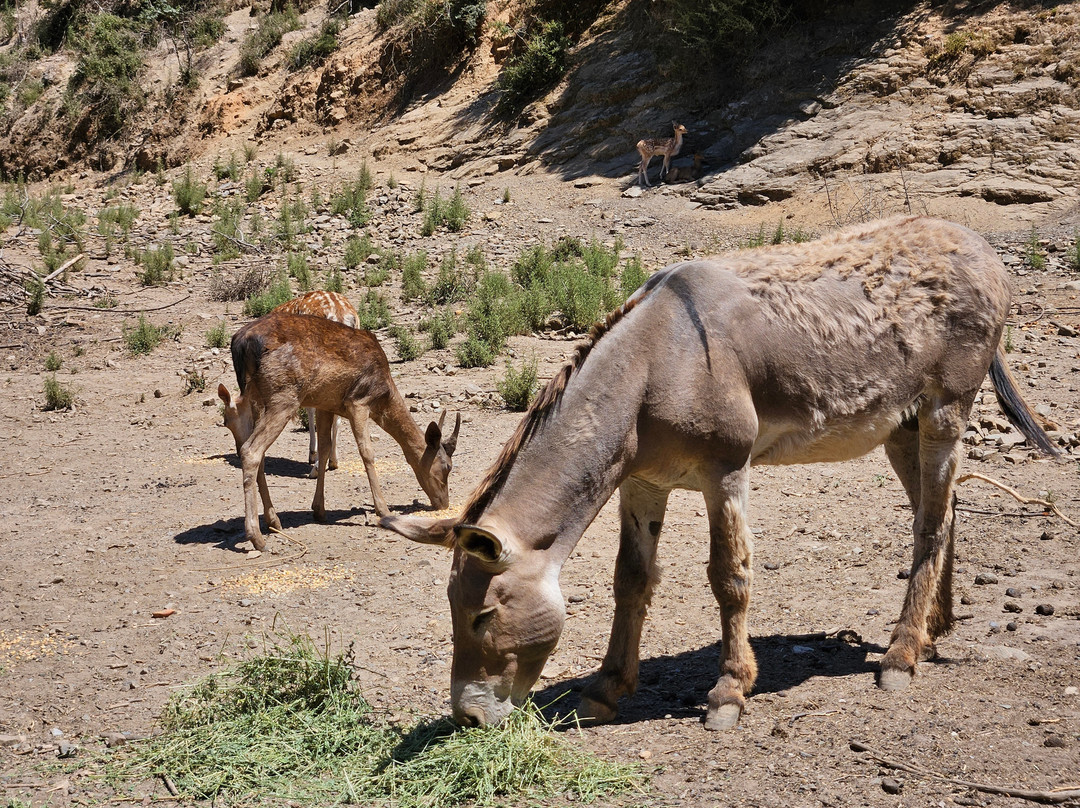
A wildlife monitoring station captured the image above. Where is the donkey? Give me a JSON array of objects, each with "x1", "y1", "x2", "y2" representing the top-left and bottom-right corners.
[
  {"x1": 272, "y1": 290, "x2": 359, "y2": 478},
  {"x1": 379, "y1": 216, "x2": 1059, "y2": 731},
  {"x1": 218, "y1": 311, "x2": 460, "y2": 550}
]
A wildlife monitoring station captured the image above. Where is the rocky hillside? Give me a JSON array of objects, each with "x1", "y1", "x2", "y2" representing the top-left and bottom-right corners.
[{"x1": 0, "y1": 0, "x2": 1077, "y2": 219}]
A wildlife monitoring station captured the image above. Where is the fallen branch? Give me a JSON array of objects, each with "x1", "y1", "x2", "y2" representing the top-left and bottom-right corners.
[
  {"x1": 957, "y1": 472, "x2": 1077, "y2": 528},
  {"x1": 850, "y1": 741, "x2": 1080, "y2": 804},
  {"x1": 42, "y1": 253, "x2": 85, "y2": 283},
  {"x1": 48, "y1": 294, "x2": 191, "y2": 314}
]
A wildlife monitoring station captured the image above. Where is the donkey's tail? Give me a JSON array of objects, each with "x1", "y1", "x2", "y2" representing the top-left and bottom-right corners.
[{"x1": 988, "y1": 347, "x2": 1061, "y2": 459}]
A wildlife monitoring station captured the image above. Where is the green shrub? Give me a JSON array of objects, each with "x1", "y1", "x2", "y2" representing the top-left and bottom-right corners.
[
  {"x1": 355, "y1": 290, "x2": 392, "y2": 330},
  {"x1": 244, "y1": 171, "x2": 266, "y2": 203},
  {"x1": 390, "y1": 325, "x2": 424, "y2": 361},
  {"x1": 660, "y1": 0, "x2": 789, "y2": 71},
  {"x1": 401, "y1": 250, "x2": 428, "y2": 301},
  {"x1": 44, "y1": 350, "x2": 62, "y2": 371},
  {"x1": 211, "y1": 198, "x2": 245, "y2": 261},
  {"x1": 288, "y1": 19, "x2": 340, "y2": 71},
  {"x1": 124, "y1": 315, "x2": 173, "y2": 355},
  {"x1": 275, "y1": 192, "x2": 308, "y2": 247},
  {"x1": 344, "y1": 233, "x2": 374, "y2": 269},
  {"x1": 420, "y1": 307, "x2": 458, "y2": 349},
  {"x1": 330, "y1": 177, "x2": 370, "y2": 228},
  {"x1": 620, "y1": 255, "x2": 649, "y2": 298},
  {"x1": 173, "y1": 167, "x2": 207, "y2": 216},
  {"x1": 325, "y1": 267, "x2": 344, "y2": 293},
  {"x1": 139, "y1": 243, "x2": 175, "y2": 286},
  {"x1": 426, "y1": 249, "x2": 472, "y2": 305},
  {"x1": 239, "y1": 6, "x2": 302, "y2": 76},
  {"x1": 213, "y1": 153, "x2": 242, "y2": 182},
  {"x1": 496, "y1": 20, "x2": 569, "y2": 116},
  {"x1": 244, "y1": 273, "x2": 292, "y2": 317},
  {"x1": 455, "y1": 333, "x2": 496, "y2": 368},
  {"x1": 183, "y1": 367, "x2": 207, "y2": 394},
  {"x1": 68, "y1": 13, "x2": 145, "y2": 137},
  {"x1": 1069, "y1": 231, "x2": 1080, "y2": 271},
  {"x1": 1025, "y1": 226, "x2": 1046, "y2": 271},
  {"x1": 287, "y1": 251, "x2": 312, "y2": 291},
  {"x1": 43, "y1": 374, "x2": 74, "y2": 410},
  {"x1": 206, "y1": 320, "x2": 230, "y2": 349},
  {"x1": 457, "y1": 270, "x2": 525, "y2": 365},
  {"x1": 497, "y1": 355, "x2": 539, "y2": 411},
  {"x1": 421, "y1": 185, "x2": 470, "y2": 235},
  {"x1": 98, "y1": 203, "x2": 138, "y2": 257}
]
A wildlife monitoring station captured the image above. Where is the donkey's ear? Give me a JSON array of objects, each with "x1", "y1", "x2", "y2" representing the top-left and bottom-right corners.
[
  {"x1": 379, "y1": 515, "x2": 456, "y2": 547},
  {"x1": 217, "y1": 383, "x2": 232, "y2": 406},
  {"x1": 456, "y1": 524, "x2": 504, "y2": 564}
]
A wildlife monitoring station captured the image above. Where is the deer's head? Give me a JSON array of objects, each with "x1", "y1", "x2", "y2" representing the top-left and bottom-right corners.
[
  {"x1": 217, "y1": 383, "x2": 254, "y2": 457},
  {"x1": 417, "y1": 410, "x2": 461, "y2": 510}
]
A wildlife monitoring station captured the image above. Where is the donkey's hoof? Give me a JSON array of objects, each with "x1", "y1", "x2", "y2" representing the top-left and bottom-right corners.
[
  {"x1": 577, "y1": 695, "x2": 617, "y2": 725},
  {"x1": 878, "y1": 666, "x2": 914, "y2": 692},
  {"x1": 704, "y1": 702, "x2": 742, "y2": 731}
]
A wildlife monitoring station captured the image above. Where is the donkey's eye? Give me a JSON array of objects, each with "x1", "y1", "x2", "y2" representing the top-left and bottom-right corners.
[{"x1": 472, "y1": 608, "x2": 496, "y2": 634}]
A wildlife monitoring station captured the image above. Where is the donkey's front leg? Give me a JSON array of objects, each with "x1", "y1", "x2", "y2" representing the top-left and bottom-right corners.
[
  {"x1": 702, "y1": 466, "x2": 757, "y2": 730},
  {"x1": 580, "y1": 478, "x2": 669, "y2": 724}
]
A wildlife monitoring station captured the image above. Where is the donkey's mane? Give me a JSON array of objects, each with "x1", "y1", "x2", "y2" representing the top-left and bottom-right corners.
[{"x1": 460, "y1": 294, "x2": 645, "y2": 524}]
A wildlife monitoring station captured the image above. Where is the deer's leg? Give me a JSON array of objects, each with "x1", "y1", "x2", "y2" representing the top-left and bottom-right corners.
[
  {"x1": 640, "y1": 155, "x2": 652, "y2": 187},
  {"x1": 240, "y1": 405, "x2": 293, "y2": 550},
  {"x1": 306, "y1": 407, "x2": 318, "y2": 471},
  {"x1": 580, "y1": 478, "x2": 670, "y2": 724},
  {"x1": 347, "y1": 405, "x2": 390, "y2": 517},
  {"x1": 311, "y1": 410, "x2": 335, "y2": 522},
  {"x1": 660, "y1": 154, "x2": 671, "y2": 180},
  {"x1": 327, "y1": 415, "x2": 339, "y2": 471},
  {"x1": 880, "y1": 395, "x2": 971, "y2": 691},
  {"x1": 702, "y1": 463, "x2": 757, "y2": 730}
]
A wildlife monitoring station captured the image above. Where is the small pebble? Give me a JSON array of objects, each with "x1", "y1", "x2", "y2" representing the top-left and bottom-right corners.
[
  {"x1": 1035, "y1": 604, "x2": 1055, "y2": 616},
  {"x1": 1006, "y1": 621, "x2": 1018, "y2": 632},
  {"x1": 639, "y1": 749, "x2": 652, "y2": 760},
  {"x1": 764, "y1": 562, "x2": 780, "y2": 570},
  {"x1": 1004, "y1": 601, "x2": 1023, "y2": 613},
  {"x1": 1044, "y1": 735, "x2": 1067, "y2": 748},
  {"x1": 960, "y1": 595, "x2": 974, "y2": 605},
  {"x1": 897, "y1": 568, "x2": 910, "y2": 579},
  {"x1": 1040, "y1": 530, "x2": 1056, "y2": 541},
  {"x1": 881, "y1": 777, "x2": 903, "y2": 794},
  {"x1": 57, "y1": 742, "x2": 78, "y2": 758},
  {"x1": 974, "y1": 573, "x2": 998, "y2": 585},
  {"x1": 568, "y1": 594, "x2": 585, "y2": 604},
  {"x1": 1005, "y1": 587, "x2": 1022, "y2": 598}
]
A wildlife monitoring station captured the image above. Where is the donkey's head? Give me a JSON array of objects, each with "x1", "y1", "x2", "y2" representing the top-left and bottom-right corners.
[
  {"x1": 416, "y1": 411, "x2": 461, "y2": 511},
  {"x1": 379, "y1": 514, "x2": 565, "y2": 727},
  {"x1": 217, "y1": 383, "x2": 254, "y2": 456}
]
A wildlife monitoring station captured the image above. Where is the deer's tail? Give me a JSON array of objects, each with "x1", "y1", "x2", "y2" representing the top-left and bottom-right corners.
[{"x1": 988, "y1": 347, "x2": 1061, "y2": 459}]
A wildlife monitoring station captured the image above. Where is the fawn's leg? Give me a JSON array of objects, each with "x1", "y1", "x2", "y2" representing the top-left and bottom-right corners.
[
  {"x1": 311, "y1": 410, "x2": 335, "y2": 522},
  {"x1": 327, "y1": 415, "x2": 340, "y2": 471},
  {"x1": 702, "y1": 464, "x2": 757, "y2": 730},
  {"x1": 579, "y1": 478, "x2": 670, "y2": 723},
  {"x1": 240, "y1": 405, "x2": 292, "y2": 550},
  {"x1": 306, "y1": 407, "x2": 318, "y2": 470},
  {"x1": 347, "y1": 405, "x2": 390, "y2": 517},
  {"x1": 880, "y1": 395, "x2": 969, "y2": 691}
]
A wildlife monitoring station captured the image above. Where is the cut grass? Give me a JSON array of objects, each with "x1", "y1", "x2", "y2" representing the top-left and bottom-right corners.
[{"x1": 105, "y1": 633, "x2": 644, "y2": 806}]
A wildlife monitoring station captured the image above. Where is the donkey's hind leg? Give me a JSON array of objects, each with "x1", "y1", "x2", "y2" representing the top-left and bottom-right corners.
[
  {"x1": 702, "y1": 464, "x2": 757, "y2": 730},
  {"x1": 880, "y1": 397, "x2": 968, "y2": 691},
  {"x1": 579, "y1": 477, "x2": 669, "y2": 724}
]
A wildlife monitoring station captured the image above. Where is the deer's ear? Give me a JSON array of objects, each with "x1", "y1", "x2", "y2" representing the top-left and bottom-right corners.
[
  {"x1": 218, "y1": 383, "x2": 232, "y2": 406},
  {"x1": 443, "y1": 412, "x2": 461, "y2": 456},
  {"x1": 425, "y1": 418, "x2": 443, "y2": 449},
  {"x1": 379, "y1": 515, "x2": 456, "y2": 547},
  {"x1": 456, "y1": 524, "x2": 504, "y2": 564}
]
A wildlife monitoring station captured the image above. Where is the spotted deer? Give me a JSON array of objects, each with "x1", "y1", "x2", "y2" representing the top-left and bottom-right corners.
[
  {"x1": 272, "y1": 290, "x2": 359, "y2": 477},
  {"x1": 379, "y1": 216, "x2": 1059, "y2": 731},
  {"x1": 218, "y1": 311, "x2": 460, "y2": 550},
  {"x1": 637, "y1": 123, "x2": 687, "y2": 187}
]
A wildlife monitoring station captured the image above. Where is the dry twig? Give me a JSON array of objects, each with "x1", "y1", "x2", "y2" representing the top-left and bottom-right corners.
[
  {"x1": 851, "y1": 741, "x2": 1080, "y2": 803},
  {"x1": 957, "y1": 472, "x2": 1077, "y2": 528}
]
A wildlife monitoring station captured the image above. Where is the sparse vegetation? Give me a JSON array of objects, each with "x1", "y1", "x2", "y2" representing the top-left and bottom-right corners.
[
  {"x1": 421, "y1": 186, "x2": 469, "y2": 235},
  {"x1": 206, "y1": 320, "x2": 230, "y2": 349},
  {"x1": 495, "y1": 20, "x2": 570, "y2": 116},
  {"x1": 25, "y1": 275, "x2": 44, "y2": 315},
  {"x1": 210, "y1": 266, "x2": 269, "y2": 302},
  {"x1": 331, "y1": 175, "x2": 372, "y2": 228},
  {"x1": 390, "y1": 325, "x2": 424, "y2": 361},
  {"x1": 497, "y1": 355, "x2": 539, "y2": 411},
  {"x1": 173, "y1": 167, "x2": 207, "y2": 217},
  {"x1": 43, "y1": 374, "x2": 74, "y2": 410},
  {"x1": 123, "y1": 315, "x2": 173, "y2": 355},
  {"x1": 243, "y1": 272, "x2": 292, "y2": 317},
  {"x1": 354, "y1": 290, "x2": 392, "y2": 330},
  {"x1": 138, "y1": 243, "x2": 175, "y2": 286},
  {"x1": 239, "y1": 5, "x2": 302, "y2": 77},
  {"x1": 344, "y1": 233, "x2": 375, "y2": 270},
  {"x1": 401, "y1": 250, "x2": 429, "y2": 301},
  {"x1": 1025, "y1": 225, "x2": 1046, "y2": 270},
  {"x1": 289, "y1": 18, "x2": 341, "y2": 71},
  {"x1": 44, "y1": 350, "x2": 62, "y2": 371},
  {"x1": 183, "y1": 367, "x2": 207, "y2": 394}
]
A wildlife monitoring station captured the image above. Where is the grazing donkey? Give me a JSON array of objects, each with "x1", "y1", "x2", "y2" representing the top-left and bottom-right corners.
[
  {"x1": 218, "y1": 311, "x2": 460, "y2": 550},
  {"x1": 380, "y1": 216, "x2": 1059, "y2": 731},
  {"x1": 273, "y1": 290, "x2": 359, "y2": 477},
  {"x1": 637, "y1": 123, "x2": 687, "y2": 187}
]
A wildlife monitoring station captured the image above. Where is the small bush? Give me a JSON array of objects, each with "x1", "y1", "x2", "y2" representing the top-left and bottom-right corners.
[
  {"x1": 211, "y1": 198, "x2": 245, "y2": 261},
  {"x1": 244, "y1": 171, "x2": 266, "y2": 203},
  {"x1": 289, "y1": 19, "x2": 340, "y2": 71},
  {"x1": 426, "y1": 249, "x2": 473, "y2": 305},
  {"x1": 210, "y1": 266, "x2": 269, "y2": 302},
  {"x1": 455, "y1": 333, "x2": 496, "y2": 368},
  {"x1": 401, "y1": 250, "x2": 428, "y2": 301},
  {"x1": 496, "y1": 20, "x2": 570, "y2": 116},
  {"x1": 287, "y1": 251, "x2": 312, "y2": 291},
  {"x1": 124, "y1": 315, "x2": 171, "y2": 355},
  {"x1": 43, "y1": 374, "x2": 74, "y2": 411},
  {"x1": 239, "y1": 6, "x2": 302, "y2": 76},
  {"x1": 213, "y1": 153, "x2": 242, "y2": 182},
  {"x1": 244, "y1": 273, "x2": 293, "y2": 317},
  {"x1": 25, "y1": 276, "x2": 45, "y2": 315},
  {"x1": 620, "y1": 256, "x2": 649, "y2": 298},
  {"x1": 138, "y1": 243, "x2": 175, "y2": 286},
  {"x1": 325, "y1": 267, "x2": 344, "y2": 293},
  {"x1": 68, "y1": 13, "x2": 145, "y2": 138},
  {"x1": 355, "y1": 290, "x2": 392, "y2": 330},
  {"x1": 421, "y1": 185, "x2": 470, "y2": 235},
  {"x1": 344, "y1": 233, "x2": 375, "y2": 269},
  {"x1": 330, "y1": 177, "x2": 371, "y2": 228},
  {"x1": 1068, "y1": 231, "x2": 1080, "y2": 271},
  {"x1": 206, "y1": 320, "x2": 230, "y2": 349},
  {"x1": 174, "y1": 167, "x2": 207, "y2": 216},
  {"x1": 1025, "y1": 226, "x2": 1046, "y2": 271},
  {"x1": 183, "y1": 367, "x2": 207, "y2": 394},
  {"x1": 420, "y1": 307, "x2": 458, "y2": 350},
  {"x1": 497, "y1": 355, "x2": 539, "y2": 411},
  {"x1": 44, "y1": 350, "x2": 62, "y2": 371},
  {"x1": 390, "y1": 325, "x2": 424, "y2": 361}
]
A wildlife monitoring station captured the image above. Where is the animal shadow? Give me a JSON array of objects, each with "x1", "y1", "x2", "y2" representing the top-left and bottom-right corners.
[
  {"x1": 533, "y1": 631, "x2": 886, "y2": 726},
  {"x1": 172, "y1": 507, "x2": 372, "y2": 551}
]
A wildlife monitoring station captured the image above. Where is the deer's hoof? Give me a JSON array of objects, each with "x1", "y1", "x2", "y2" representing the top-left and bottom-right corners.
[{"x1": 248, "y1": 533, "x2": 267, "y2": 552}]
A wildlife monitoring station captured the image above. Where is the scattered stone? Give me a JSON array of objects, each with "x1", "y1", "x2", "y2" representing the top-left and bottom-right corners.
[
  {"x1": 1040, "y1": 530, "x2": 1056, "y2": 541},
  {"x1": 568, "y1": 594, "x2": 586, "y2": 603},
  {"x1": 763, "y1": 561, "x2": 780, "y2": 570},
  {"x1": 1003, "y1": 601, "x2": 1023, "y2": 613},
  {"x1": 881, "y1": 777, "x2": 903, "y2": 794},
  {"x1": 1005, "y1": 587, "x2": 1022, "y2": 598},
  {"x1": 1044, "y1": 735, "x2": 1067, "y2": 748},
  {"x1": 897, "y1": 568, "x2": 910, "y2": 579},
  {"x1": 1006, "y1": 621, "x2": 1018, "y2": 631},
  {"x1": 1035, "y1": 604, "x2": 1055, "y2": 616},
  {"x1": 58, "y1": 742, "x2": 78, "y2": 758},
  {"x1": 974, "y1": 572, "x2": 998, "y2": 585},
  {"x1": 960, "y1": 595, "x2": 974, "y2": 605},
  {"x1": 639, "y1": 749, "x2": 652, "y2": 760},
  {"x1": 622, "y1": 186, "x2": 643, "y2": 198},
  {"x1": 1065, "y1": 686, "x2": 1079, "y2": 696}
]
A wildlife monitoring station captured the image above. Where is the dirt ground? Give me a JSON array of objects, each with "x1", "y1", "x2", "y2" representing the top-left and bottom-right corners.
[{"x1": 1, "y1": 144, "x2": 1079, "y2": 807}]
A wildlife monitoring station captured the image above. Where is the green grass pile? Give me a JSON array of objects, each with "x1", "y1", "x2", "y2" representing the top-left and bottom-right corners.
[{"x1": 106, "y1": 633, "x2": 645, "y2": 806}]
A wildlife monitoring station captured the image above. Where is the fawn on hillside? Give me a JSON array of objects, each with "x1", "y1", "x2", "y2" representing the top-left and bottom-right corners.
[{"x1": 637, "y1": 123, "x2": 688, "y2": 187}]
